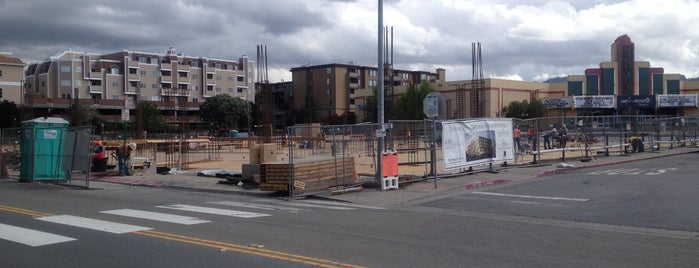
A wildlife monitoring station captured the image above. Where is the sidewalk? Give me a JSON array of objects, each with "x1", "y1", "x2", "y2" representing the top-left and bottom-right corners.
[{"x1": 91, "y1": 146, "x2": 699, "y2": 206}]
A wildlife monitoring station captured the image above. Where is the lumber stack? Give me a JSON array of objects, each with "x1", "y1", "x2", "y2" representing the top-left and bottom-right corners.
[{"x1": 260, "y1": 157, "x2": 356, "y2": 192}]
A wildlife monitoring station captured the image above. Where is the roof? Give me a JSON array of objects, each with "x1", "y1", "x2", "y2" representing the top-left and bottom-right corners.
[{"x1": 0, "y1": 53, "x2": 25, "y2": 65}]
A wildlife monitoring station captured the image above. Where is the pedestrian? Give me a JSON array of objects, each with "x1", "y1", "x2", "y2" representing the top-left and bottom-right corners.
[
  {"x1": 92, "y1": 140, "x2": 106, "y2": 162},
  {"x1": 528, "y1": 125, "x2": 537, "y2": 149},
  {"x1": 117, "y1": 142, "x2": 137, "y2": 176},
  {"x1": 513, "y1": 126, "x2": 521, "y2": 152},
  {"x1": 544, "y1": 125, "x2": 557, "y2": 149},
  {"x1": 559, "y1": 125, "x2": 568, "y2": 148}
]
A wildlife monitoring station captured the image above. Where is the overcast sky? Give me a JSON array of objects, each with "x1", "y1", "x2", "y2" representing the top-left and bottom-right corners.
[{"x1": 2, "y1": 0, "x2": 698, "y2": 83}]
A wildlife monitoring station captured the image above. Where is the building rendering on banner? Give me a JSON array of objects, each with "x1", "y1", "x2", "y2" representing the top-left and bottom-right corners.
[{"x1": 21, "y1": 48, "x2": 255, "y2": 125}]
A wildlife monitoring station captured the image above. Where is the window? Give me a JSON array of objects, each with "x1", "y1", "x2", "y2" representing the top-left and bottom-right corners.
[
  {"x1": 326, "y1": 78, "x2": 331, "y2": 85},
  {"x1": 150, "y1": 58, "x2": 158, "y2": 64},
  {"x1": 61, "y1": 66, "x2": 71, "y2": 72},
  {"x1": 140, "y1": 96, "x2": 148, "y2": 101},
  {"x1": 0, "y1": 88, "x2": 3, "y2": 98},
  {"x1": 191, "y1": 61, "x2": 198, "y2": 67},
  {"x1": 237, "y1": 76, "x2": 244, "y2": 82},
  {"x1": 140, "y1": 83, "x2": 146, "y2": 89},
  {"x1": 228, "y1": 76, "x2": 234, "y2": 81},
  {"x1": 326, "y1": 88, "x2": 331, "y2": 95},
  {"x1": 41, "y1": 81, "x2": 46, "y2": 87},
  {"x1": 151, "y1": 96, "x2": 159, "y2": 101},
  {"x1": 140, "y1": 70, "x2": 146, "y2": 76},
  {"x1": 402, "y1": 73, "x2": 409, "y2": 79},
  {"x1": 192, "y1": 98, "x2": 198, "y2": 103},
  {"x1": 216, "y1": 87, "x2": 221, "y2": 92},
  {"x1": 0, "y1": 70, "x2": 2, "y2": 76},
  {"x1": 76, "y1": 80, "x2": 82, "y2": 86},
  {"x1": 216, "y1": 75, "x2": 221, "y2": 81},
  {"x1": 152, "y1": 84, "x2": 158, "y2": 89},
  {"x1": 192, "y1": 85, "x2": 198, "y2": 90},
  {"x1": 237, "y1": 87, "x2": 243, "y2": 93},
  {"x1": 215, "y1": 63, "x2": 221, "y2": 69},
  {"x1": 369, "y1": 69, "x2": 377, "y2": 77},
  {"x1": 112, "y1": 81, "x2": 119, "y2": 88},
  {"x1": 61, "y1": 80, "x2": 71, "y2": 86},
  {"x1": 111, "y1": 67, "x2": 119, "y2": 74},
  {"x1": 61, "y1": 93, "x2": 70, "y2": 99},
  {"x1": 139, "y1": 57, "x2": 147, "y2": 63},
  {"x1": 326, "y1": 67, "x2": 332, "y2": 74},
  {"x1": 152, "y1": 71, "x2": 158, "y2": 76},
  {"x1": 192, "y1": 74, "x2": 198, "y2": 79},
  {"x1": 76, "y1": 66, "x2": 82, "y2": 73},
  {"x1": 112, "y1": 95, "x2": 120, "y2": 100},
  {"x1": 228, "y1": 88, "x2": 234, "y2": 93}
]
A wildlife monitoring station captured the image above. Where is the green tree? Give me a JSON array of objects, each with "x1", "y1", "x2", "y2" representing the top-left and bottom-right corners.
[
  {"x1": 503, "y1": 99, "x2": 547, "y2": 119},
  {"x1": 200, "y1": 94, "x2": 249, "y2": 132},
  {"x1": 0, "y1": 100, "x2": 19, "y2": 128},
  {"x1": 362, "y1": 87, "x2": 378, "y2": 123},
  {"x1": 135, "y1": 102, "x2": 168, "y2": 133},
  {"x1": 396, "y1": 81, "x2": 434, "y2": 120}
]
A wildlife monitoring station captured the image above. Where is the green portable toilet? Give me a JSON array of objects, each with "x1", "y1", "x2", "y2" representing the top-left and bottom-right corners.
[{"x1": 20, "y1": 117, "x2": 69, "y2": 181}]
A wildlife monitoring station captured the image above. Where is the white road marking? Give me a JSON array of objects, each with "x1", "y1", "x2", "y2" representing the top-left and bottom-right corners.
[
  {"x1": 0, "y1": 223, "x2": 76, "y2": 247},
  {"x1": 296, "y1": 199, "x2": 386, "y2": 210},
  {"x1": 101, "y1": 209, "x2": 210, "y2": 225},
  {"x1": 257, "y1": 200, "x2": 355, "y2": 210},
  {"x1": 472, "y1": 192, "x2": 589, "y2": 202},
  {"x1": 157, "y1": 204, "x2": 271, "y2": 218},
  {"x1": 36, "y1": 215, "x2": 151, "y2": 234},
  {"x1": 208, "y1": 201, "x2": 304, "y2": 212}
]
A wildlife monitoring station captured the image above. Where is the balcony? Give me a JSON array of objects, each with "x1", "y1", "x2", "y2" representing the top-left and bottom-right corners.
[
  {"x1": 160, "y1": 62, "x2": 172, "y2": 70},
  {"x1": 128, "y1": 61, "x2": 140, "y2": 67},
  {"x1": 161, "y1": 76, "x2": 172, "y2": 83},
  {"x1": 89, "y1": 85, "x2": 103, "y2": 93},
  {"x1": 348, "y1": 72, "x2": 359, "y2": 78},
  {"x1": 177, "y1": 65, "x2": 190, "y2": 72},
  {"x1": 349, "y1": 82, "x2": 358, "y2": 88},
  {"x1": 128, "y1": 73, "x2": 140, "y2": 81},
  {"x1": 89, "y1": 71, "x2": 102, "y2": 79},
  {"x1": 160, "y1": 88, "x2": 190, "y2": 97},
  {"x1": 125, "y1": 86, "x2": 139, "y2": 95}
]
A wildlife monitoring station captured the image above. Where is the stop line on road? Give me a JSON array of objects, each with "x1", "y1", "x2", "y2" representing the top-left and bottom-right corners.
[{"x1": 471, "y1": 192, "x2": 590, "y2": 202}]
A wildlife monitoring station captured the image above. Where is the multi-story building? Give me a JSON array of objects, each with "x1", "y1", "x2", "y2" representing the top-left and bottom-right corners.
[
  {"x1": 354, "y1": 35, "x2": 698, "y2": 121},
  {"x1": 23, "y1": 48, "x2": 255, "y2": 126},
  {"x1": 0, "y1": 52, "x2": 26, "y2": 105},
  {"x1": 290, "y1": 63, "x2": 445, "y2": 123}
]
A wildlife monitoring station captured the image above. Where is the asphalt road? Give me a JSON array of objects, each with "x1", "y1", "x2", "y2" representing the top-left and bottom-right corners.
[{"x1": 1, "y1": 153, "x2": 698, "y2": 267}]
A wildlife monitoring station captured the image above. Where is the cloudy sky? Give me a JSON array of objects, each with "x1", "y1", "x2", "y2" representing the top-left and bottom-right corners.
[{"x1": 2, "y1": 0, "x2": 698, "y2": 83}]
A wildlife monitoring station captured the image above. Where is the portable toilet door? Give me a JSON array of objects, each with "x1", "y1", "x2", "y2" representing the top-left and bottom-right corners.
[{"x1": 19, "y1": 117, "x2": 69, "y2": 181}]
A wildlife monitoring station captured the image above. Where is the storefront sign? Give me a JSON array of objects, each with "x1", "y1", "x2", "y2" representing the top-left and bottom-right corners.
[
  {"x1": 573, "y1": 95, "x2": 616, "y2": 109},
  {"x1": 657, "y1": 94, "x2": 698, "y2": 107},
  {"x1": 543, "y1": 98, "x2": 572, "y2": 109},
  {"x1": 617, "y1": 95, "x2": 656, "y2": 109}
]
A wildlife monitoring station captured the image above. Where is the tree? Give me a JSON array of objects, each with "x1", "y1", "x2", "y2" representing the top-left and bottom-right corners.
[
  {"x1": 135, "y1": 102, "x2": 168, "y2": 133},
  {"x1": 362, "y1": 87, "x2": 379, "y2": 123},
  {"x1": 200, "y1": 94, "x2": 249, "y2": 132},
  {"x1": 503, "y1": 99, "x2": 547, "y2": 119},
  {"x1": 0, "y1": 100, "x2": 19, "y2": 128},
  {"x1": 396, "y1": 81, "x2": 434, "y2": 120}
]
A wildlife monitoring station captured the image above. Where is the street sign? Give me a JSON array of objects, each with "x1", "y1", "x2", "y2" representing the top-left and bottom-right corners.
[
  {"x1": 423, "y1": 92, "x2": 443, "y2": 119},
  {"x1": 121, "y1": 108, "x2": 130, "y2": 121},
  {"x1": 125, "y1": 97, "x2": 135, "y2": 109}
]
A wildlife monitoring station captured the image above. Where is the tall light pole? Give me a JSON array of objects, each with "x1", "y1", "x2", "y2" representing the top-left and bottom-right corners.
[{"x1": 376, "y1": 0, "x2": 384, "y2": 183}]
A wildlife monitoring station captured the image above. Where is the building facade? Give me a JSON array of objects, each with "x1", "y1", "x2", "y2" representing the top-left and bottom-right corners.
[
  {"x1": 0, "y1": 52, "x2": 26, "y2": 105},
  {"x1": 23, "y1": 48, "x2": 255, "y2": 125},
  {"x1": 354, "y1": 35, "x2": 698, "y2": 122},
  {"x1": 290, "y1": 63, "x2": 445, "y2": 123}
]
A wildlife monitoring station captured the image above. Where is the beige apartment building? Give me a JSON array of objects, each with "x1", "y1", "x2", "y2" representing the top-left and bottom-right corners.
[
  {"x1": 0, "y1": 52, "x2": 26, "y2": 106},
  {"x1": 23, "y1": 48, "x2": 255, "y2": 125},
  {"x1": 290, "y1": 63, "x2": 445, "y2": 123}
]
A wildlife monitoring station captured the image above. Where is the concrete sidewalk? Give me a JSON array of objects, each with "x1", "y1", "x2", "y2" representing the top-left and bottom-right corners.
[{"x1": 91, "y1": 146, "x2": 699, "y2": 206}]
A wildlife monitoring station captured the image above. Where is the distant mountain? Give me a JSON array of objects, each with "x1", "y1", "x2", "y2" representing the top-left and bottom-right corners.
[{"x1": 543, "y1": 77, "x2": 568, "y2": 83}]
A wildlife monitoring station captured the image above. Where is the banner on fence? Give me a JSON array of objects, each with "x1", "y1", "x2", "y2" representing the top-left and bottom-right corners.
[{"x1": 441, "y1": 118, "x2": 514, "y2": 170}]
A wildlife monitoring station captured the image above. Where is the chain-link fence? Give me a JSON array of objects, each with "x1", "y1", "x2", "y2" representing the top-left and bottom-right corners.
[{"x1": 513, "y1": 115, "x2": 699, "y2": 163}]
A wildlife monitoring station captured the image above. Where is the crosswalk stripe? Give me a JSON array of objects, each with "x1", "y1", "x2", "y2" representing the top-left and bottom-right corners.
[
  {"x1": 256, "y1": 200, "x2": 355, "y2": 210},
  {"x1": 101, "y1": 209, "x2": 211, "y2": 225},
  {"x1": 207, "y1": 201, "x2": 304, "y2": 212},
  {"x1": 295, "y1": 199, "x2": 386, "y2": 210},
  {"x1": 0, "y1": 223, "x2": 76, "y2": 247},
  {"x1": 36, "y1": 215, "x2": 151, "y2": 234},
  {"x1": 157, "y1": 204, "x2": 271, "y2": 218}
]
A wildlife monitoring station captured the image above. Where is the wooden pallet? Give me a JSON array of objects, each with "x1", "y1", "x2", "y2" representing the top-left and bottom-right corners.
[{"x1": 260, "y1": 157, "x2": 356, "y2": 192}]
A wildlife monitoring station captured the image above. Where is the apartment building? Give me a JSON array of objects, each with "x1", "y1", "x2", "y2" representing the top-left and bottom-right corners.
[
  {"x1": 0, "y1": 52, "x2": 26, "y2": 105},
  {"x1": 290, "y1": 63, "x2": 444, "y2": 123},
  {"x1": 23, "y1": 48, "x2": 255, "y2": 125}
]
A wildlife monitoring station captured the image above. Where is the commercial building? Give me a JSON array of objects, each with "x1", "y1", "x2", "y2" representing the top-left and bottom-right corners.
[
  {"x1": 354, "y1": 35, "x2": 698, "y2": 121},
  {"x1": 22, "y1": 48, "x2": 255, "y2": 126}
]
